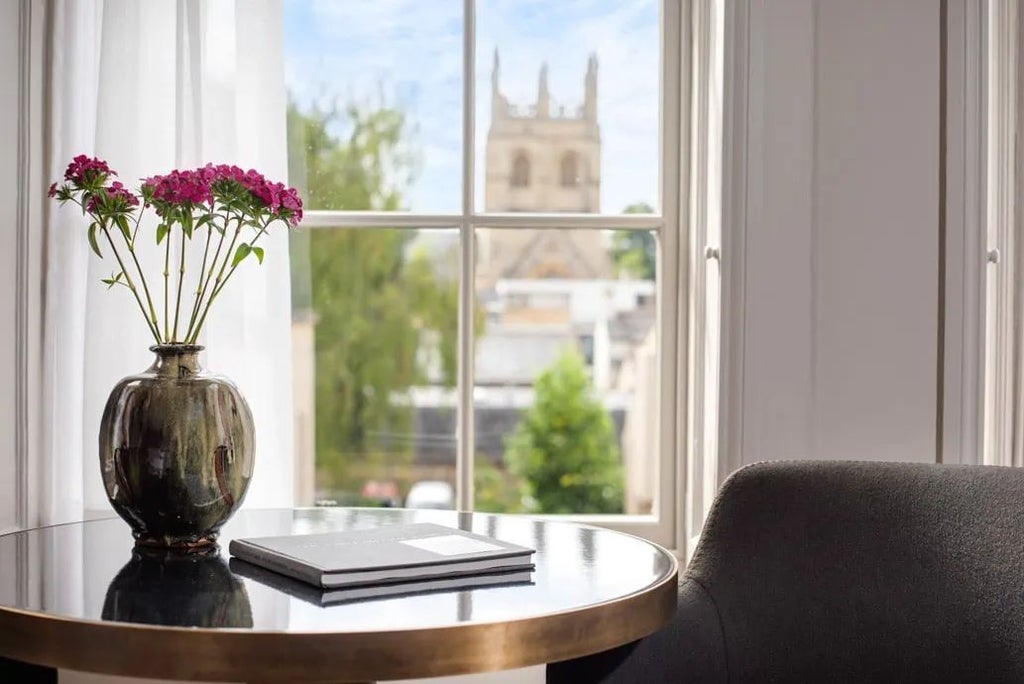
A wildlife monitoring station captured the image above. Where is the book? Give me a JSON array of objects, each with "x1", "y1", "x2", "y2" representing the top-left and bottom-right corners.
[
  {"x1": 229, "y1": 557, "x2": 534, "y2": 605},
  {"x1": 227, "y1": 522, "x2": 535, "y2": 589}
]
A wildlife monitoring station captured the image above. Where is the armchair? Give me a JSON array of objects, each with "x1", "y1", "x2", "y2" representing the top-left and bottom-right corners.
[{"x1": 547, "y1": 461, "x2": 1024, "y2": 682}]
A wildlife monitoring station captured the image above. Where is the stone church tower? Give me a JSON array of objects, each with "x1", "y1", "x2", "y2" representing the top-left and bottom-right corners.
[{"x1": 479, "y1": 51, "x2": 612, "y2": 283}]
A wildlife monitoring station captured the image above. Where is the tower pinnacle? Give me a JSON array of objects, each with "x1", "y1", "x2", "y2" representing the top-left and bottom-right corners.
[
  {"x1": 492, "y1": 48, "x2": 500, "y2": 96},
  {"x1": 537, "y1": 62, "x2": 550, "y2": 118},
  {"x1": 491, "y1": 48, "x2": 506, "y2": 119},
  {"x1": 584, "y1": 53, "x2": 598, "y2": 123}
]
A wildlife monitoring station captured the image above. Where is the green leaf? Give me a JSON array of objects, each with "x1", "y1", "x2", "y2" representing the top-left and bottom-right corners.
[
  {"x1": 182, "y1": 213, "x2": 194, "y2": 239},
  {"x1": 87, "y1": 223, "x2": 103, "y2": 258},
  {"x1": 101, "y1": 272, "x2": 123, "y2": 289},
  {"x1": 231, "y1": 243, "x2": 252, "y2": 267},
  {"x1": 195, "y1": 214, "x2": 215, "y2": 229},
  {"x1": 156, "y1": 224, "x2": 169, "y2": 245},
  {"x1": 115, "y1": 214, "x2": 132, "y2": 242},
  {"x1": 252, "y1": 246, "x2": 265, "y2": 264}
]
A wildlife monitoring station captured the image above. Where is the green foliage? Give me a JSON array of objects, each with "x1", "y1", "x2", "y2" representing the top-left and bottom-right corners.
[
  {"x1": 287, "y1": 101, "x2": 417, "y2": 212},
  {"x1": 611, "y1": 202, "x2": 656, "y2": 280},
  {"x1": 506, "y1": 349, "x2": 624, "y2": 514},
  {"x1": 474, "y1": 457, "x2": 529, "y2": 514},
  {"x1": 288, "y1": 100, "x2": 466, "y2": 489}
]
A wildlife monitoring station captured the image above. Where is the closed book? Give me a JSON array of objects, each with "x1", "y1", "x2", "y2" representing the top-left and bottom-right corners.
[
  {"x1": 227, "y1": 522, "x2": 535, "y2": 588},
  {"x1": 229, "y1": 557, "x2": 534, "y2": 605}
]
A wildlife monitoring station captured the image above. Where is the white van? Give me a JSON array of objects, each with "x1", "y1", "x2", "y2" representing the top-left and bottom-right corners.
[{"x1": 404, "y1": 481, "x2": 455, "y2": 510}]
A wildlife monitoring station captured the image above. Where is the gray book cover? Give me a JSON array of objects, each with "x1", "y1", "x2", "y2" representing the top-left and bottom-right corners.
[
  {"x1": 229, "y1": 557, "x2": 534, "y2": 605},
  {"x1": 228, "y1": 522, "x2": 535, "y2": 588}
]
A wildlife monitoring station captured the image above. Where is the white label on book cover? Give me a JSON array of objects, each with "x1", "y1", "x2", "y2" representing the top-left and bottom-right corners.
[{"x1": 399, "y1": 534, "x2": 504, "y2": 556}]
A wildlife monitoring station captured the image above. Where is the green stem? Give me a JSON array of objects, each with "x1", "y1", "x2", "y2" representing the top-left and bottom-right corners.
[
  {"x1": 187, "y1": 217, "x2": 245, "y2": 344},
  {"x1": 74, "y1": 196, "x2": 161, "y2": 342},
  {"x1": 130, "y1": 206, "x2": 144, "y2": 243},
  {"x1": 171, "y1": 226, "x2": 187, "y2": 342},
  {"x1": 125, "y1": 241, "x2": 161, "y2": 341},
  {"x1": 208, "y1": 220, "x2": 272, "y2": 301},
  {"x1": 186, "y1": 215, "x2": 233, "y2": 344},
  {"x1": 101, "y1": 226, "x2": 161, "y2": 344},
  {"x1": 183, "y1": 223, "x2": 215, "y2": 342},
  {"x1": 163, "y1": 222, "x2": 171, "y2": 341},
  {"x1": 190, "y1": 221, "x2": 272, "y2": 343}
]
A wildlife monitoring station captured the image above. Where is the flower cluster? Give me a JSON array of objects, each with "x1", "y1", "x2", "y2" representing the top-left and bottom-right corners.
[
  {"x1": 85, "y1": 181, "x2": 140, "y2": 214},
  {"x1": 142, "y1": 163, "x2": 303, "y2": 226},
  {"x1": 143, "y1": 168, "x2": 215, "y2": 207},
  {"x1": 49, "y1": 154, "x2": 303, "y2": 346},
  {"x1": 63, "y1": 154, "x2": 114, "y2": 185}
]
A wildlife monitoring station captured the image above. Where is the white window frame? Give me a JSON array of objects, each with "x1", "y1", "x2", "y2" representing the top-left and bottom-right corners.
[
  {"x1": 984, "y1": 0, "x2": 1022, "y2": 467},
  {"x1": 296, "y1": 0, "x2": 708, "y2": 549}
]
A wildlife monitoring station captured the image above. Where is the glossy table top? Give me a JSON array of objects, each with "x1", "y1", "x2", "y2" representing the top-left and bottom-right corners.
[{"x1": 0, "y1": 508, "x2": 678, "y2": 682}]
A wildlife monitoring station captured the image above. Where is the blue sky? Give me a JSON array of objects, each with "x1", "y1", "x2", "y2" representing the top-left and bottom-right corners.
[{"x1": 283, "y1": 0, "x2": 660, "y2": 214}]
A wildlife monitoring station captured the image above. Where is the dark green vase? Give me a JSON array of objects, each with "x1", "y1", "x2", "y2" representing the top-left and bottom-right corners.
[{"x1": 99, "y1": 345, "x2": 254, "y2": 548}]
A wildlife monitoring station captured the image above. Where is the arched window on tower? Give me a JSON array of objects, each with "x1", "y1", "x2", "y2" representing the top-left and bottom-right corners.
[
  {"x1": 511, "y1": 153, "x2": 530, "y2": 188},
  {"x1": 560, "y1": 151, "x2": 580, "y2": 187}
]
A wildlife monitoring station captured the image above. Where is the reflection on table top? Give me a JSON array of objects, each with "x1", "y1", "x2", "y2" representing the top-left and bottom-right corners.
[
  {"x1": 0, "y1": 507, "x2": 676, "y2": 632},
  {"x1": 0, "y1": 508, "x2": 678, "y2": 682}
]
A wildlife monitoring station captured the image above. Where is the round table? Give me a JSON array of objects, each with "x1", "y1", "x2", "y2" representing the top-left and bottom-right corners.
[{"x1": 0, "y1": 508, "x2": 678, "y2": 683}]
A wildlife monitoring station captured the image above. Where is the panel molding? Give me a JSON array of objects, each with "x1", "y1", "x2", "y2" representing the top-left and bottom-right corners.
[{"x1": 722, "y1": 0, "x2": 976, "y2": 476}]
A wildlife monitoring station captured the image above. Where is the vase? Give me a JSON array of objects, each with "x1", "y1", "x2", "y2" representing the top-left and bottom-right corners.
[{"x1": 99, "y1": 344, "x2": 254, "y2": 548}]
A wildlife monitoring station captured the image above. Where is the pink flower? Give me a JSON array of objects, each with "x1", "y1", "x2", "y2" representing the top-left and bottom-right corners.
[
  {"x1": 109, "y1": 181, "x2": 140, "y2": 206},
  {"x1": 200, "y1": 163, "x2": 303, "y2": 225},
  {"x1": 47, "y1": 182, "x2": 58, "y2": 198},
  {"x1": 279, "y1": 187, "x2": 304, "y2": 225},
  {"x1": 143, "y1": 169, "x2": 214, "y2": 208},
  {"x1": 86, "y1": 181, "x2": 140, "y2": 213},
  {"x1": 63, "y1": 155, "x2": 115, "y2": 185}
]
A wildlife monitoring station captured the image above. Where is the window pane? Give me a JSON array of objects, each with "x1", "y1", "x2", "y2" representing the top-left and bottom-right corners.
[
  {"x1": 284, "y1": 0, "x2": 462, "y2": 212},
  {"x1": 290, "y1": 228, "x2": 459, "y2": 509},
  {"x1": 476, "y1": 0, "x2": 660, "y2": 214},
  {"x1": 474, "y1": 228, "x2": 658, "y2": 515}
]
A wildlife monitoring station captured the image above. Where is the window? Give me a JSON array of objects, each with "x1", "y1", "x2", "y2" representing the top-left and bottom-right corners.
[
  {"x1": 511, "y1": 153, "x2": 530, "y2": 188},
  {"x1": 284, "y1": 0, "x2": 685, "y2": 546},
  {"x1": 560, "y1": 151, "x2": 580, "y2": 187}
]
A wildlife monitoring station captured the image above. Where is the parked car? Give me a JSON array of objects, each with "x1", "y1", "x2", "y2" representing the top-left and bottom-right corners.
[{"x1": 360, "y1": 480, "x2": 402, "y2": 507}]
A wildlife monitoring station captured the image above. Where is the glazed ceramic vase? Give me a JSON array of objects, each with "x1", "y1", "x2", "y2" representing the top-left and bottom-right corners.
[{"x1": 99, "y1": 345, "x2": 254, "y2": 548}]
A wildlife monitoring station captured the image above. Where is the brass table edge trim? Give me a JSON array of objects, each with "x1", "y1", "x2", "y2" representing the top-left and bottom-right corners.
[{"x1": 0, "y1": 562, "x2": 678, "y2": 682}]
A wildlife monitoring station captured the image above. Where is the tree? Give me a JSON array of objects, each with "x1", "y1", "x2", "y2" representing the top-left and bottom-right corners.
[
  {"x1": 474, "y1": 456, "x2": 528, "y2": 514},
  {"x1": 505, "y1": 349, "x2": 624, "y2": 514},
  {"x1": 287, "y1": 101, "x2": 458, "y2": 491},
  {"x1": 611, "y1": 202, "x2": 656, "y2": 280}
]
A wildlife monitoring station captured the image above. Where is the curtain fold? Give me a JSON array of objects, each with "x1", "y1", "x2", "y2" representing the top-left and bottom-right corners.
[{"x1": 42, "y1": 0, "x2": 294, "y2": 525}]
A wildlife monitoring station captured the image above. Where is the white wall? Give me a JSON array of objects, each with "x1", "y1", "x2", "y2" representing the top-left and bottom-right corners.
[
  {"x1": 0, "y1": 0, "x2": 22, "y2": 534},
  {"x1": 724, "y1": 0, "x2": 955, "y2": 471}
]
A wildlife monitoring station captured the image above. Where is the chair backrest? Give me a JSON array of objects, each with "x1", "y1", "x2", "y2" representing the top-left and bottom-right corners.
[{"x1": 548, "y1": 461, "x2": 1024, "y2": 683}]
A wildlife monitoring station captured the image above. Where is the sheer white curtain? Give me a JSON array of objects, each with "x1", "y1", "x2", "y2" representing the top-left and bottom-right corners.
[{"x1": 42, "y1": 0, "x2": 294, "y2": 525}]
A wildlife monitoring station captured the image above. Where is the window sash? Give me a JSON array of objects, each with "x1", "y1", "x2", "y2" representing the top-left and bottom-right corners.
[{"x1": 296, "y1": 0, "x2": 689, "y2": 550}]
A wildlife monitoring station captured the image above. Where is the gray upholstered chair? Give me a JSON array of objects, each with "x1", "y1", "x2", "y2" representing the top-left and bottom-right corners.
[{"x1": 547, "y1": 460, "x2": 1024, "y2": 683}]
